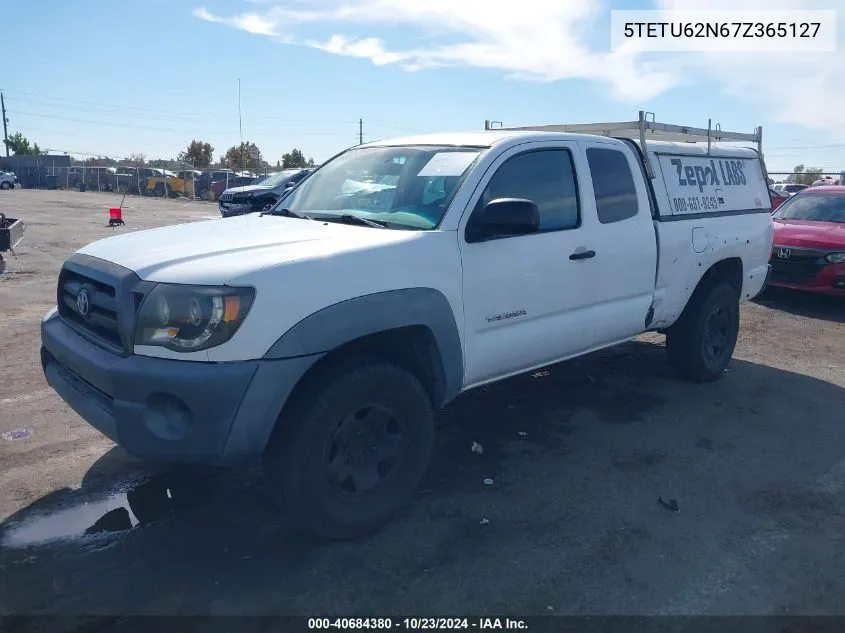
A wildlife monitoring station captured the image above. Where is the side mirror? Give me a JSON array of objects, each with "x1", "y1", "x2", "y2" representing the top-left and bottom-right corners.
[
  {"x1": 468, "y1": 198, "x2": 540, "y2": 242},
  {"x1": 283, "y1": 181, "x2": 296, "y2": 189}
]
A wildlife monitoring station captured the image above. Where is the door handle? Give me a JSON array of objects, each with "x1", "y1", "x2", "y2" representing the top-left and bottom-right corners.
[{"x1": 569, "y1": 249, "x2": 596, "y2": 260}]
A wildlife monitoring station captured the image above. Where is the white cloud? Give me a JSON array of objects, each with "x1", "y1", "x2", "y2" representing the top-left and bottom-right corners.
[
  {"x1": 655, "y1": 0, "x2": 845, "y2": 141},
  {"x1": 194, "y1": 0, "x2": 845, "y2": 141},
  {"x1": 193, "y1": 0, "x2": 680, "y2": 101}
]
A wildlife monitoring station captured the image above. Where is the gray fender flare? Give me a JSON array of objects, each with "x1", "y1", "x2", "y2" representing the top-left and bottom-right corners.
[
  {"x1": 264, "y1": 287, "x2": 464, "y2": 403},
  {"x1": 223, "y1": 288, "x2": 464, "y2": 461}
]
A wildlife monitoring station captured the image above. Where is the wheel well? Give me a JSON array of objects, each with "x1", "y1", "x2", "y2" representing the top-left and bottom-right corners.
[
  {"x1": 662, "y1": 257, "x2": 744, "y2": 334},
  {"x1": 701, "y1": 257, "x2": 743, "y2": 295},
  {"x1": 281, "y1": 326, "x2": 447, "y2": 416}
]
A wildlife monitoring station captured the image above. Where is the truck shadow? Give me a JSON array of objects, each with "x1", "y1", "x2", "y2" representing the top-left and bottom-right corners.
[
  {"x1": 755, "y1": 287, "x2": 844, "y2": 324},
  {"x1": 2, "y1": 340, "x2": 845, "y2": 617}
]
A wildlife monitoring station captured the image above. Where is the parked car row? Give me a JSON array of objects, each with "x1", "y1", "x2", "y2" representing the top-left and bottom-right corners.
[
  {"x1": 771, "y1": 183, "x2": 808, "y2": 195},
  {"x1": 59, "y1": 166, "x2": 275, "y2": 199}
]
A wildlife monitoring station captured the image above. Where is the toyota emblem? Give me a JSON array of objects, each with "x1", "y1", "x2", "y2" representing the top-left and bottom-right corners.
[
  {"x1": 777, "y1": 248, "x2": 791, "y2": 259},
  {"x1": 76, "y1": 289, "x2": 90, "y2": 316}
]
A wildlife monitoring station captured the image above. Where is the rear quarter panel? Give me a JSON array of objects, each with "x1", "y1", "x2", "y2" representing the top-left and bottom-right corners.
[{"x1": 646, "y1": 146, "x2": 774, "y2": 327}]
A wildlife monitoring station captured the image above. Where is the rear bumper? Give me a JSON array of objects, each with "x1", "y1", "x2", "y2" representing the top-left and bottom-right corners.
[{"x1": 41, "y1": 312, "x2": 321, "y2": 465}]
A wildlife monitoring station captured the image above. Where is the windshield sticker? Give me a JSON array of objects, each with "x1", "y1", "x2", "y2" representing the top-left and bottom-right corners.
[{"x1": 417, "y1": 152, "x2": 478, "y2": 177}]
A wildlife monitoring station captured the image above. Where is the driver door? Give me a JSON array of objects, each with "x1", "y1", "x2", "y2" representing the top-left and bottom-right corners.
[{"x1": 459, "y1": 141, "x2": 602, "y2": 386}]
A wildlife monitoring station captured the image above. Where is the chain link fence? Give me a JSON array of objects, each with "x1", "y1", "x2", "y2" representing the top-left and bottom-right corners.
[{"x1": 8, "y1": 161, "x2": 275, "y2": 202}]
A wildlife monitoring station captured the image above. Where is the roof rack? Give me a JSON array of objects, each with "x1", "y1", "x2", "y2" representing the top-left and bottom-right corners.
[{"x1": 484, "y1": 110, "x2": 766, "y2": 180}]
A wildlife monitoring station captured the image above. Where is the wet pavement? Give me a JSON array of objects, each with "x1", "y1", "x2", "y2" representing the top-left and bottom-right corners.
[{"x1": 3, "y1": 337, "x2": 845, "y2": 619}]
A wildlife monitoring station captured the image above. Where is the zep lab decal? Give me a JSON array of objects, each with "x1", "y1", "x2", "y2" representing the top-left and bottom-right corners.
[{"x1": 657, "y1": 153, "x2": 769, "y2": 216}]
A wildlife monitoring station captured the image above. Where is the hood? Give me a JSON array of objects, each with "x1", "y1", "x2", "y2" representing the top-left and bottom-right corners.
[
  {"x1": 76, "y1": 215, "x2": 420, "y2": 284},
  {"x1": 222, "y1": 185, "x2": 273, "y2": 195},
  {"x1": 773, "y1": 218, "x2": 845, "y2": 250}
]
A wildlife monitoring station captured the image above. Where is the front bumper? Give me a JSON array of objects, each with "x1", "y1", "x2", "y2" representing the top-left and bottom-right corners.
[
  {"x1": 218, "y1": 201, "x2": 256, "y2": 217},
  {"x1": 41, "y1": 313, "x2": 321, "y2": 465},
  {"x1": 766, "y1": 260, "x2": 845, "y2": 296}
]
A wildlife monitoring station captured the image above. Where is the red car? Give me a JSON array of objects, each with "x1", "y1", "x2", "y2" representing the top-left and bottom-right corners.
[{"x1": 768, "y1": 186, "x2": 845, "y2": 296}]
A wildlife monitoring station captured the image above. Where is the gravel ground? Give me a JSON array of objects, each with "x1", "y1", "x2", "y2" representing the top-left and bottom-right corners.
[{"x1": 1, "y1": 189, "x2": 844, "y2": 620}]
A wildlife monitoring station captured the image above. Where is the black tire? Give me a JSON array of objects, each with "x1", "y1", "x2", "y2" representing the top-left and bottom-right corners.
[
  {"x1": 1, "y1": 181, "x2": 12, "y2": 190},
  {"x1": 263, "y1": 361, "x2": 434, "y2": 539},
  {"x1": 117, "y1": 183, "x2": 129, "y2": 194},
  {"x1": 0, "y1": 257, "x2": 6, "y2": 275},
  {"x1": 199, "y1": 187, "x2": 210, "y2": 201},
  {"x1": 666, "y1": 280, "x2": 740, "y2": 382}
]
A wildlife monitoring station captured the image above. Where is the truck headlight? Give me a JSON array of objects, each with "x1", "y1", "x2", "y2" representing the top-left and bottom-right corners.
[
  {"x1": 826, "y1": 252, "x2": 845, "y2": 264},
  {"x1": 134, "y1": 284, "x2": 255, "y2": 352}
]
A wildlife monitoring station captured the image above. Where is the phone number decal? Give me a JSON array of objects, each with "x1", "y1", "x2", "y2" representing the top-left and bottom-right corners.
[{"x1": 671, "y1": 195, "x2": 721, "y2": 214}]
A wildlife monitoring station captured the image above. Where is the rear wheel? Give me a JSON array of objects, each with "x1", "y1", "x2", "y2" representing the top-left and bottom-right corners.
[
  {"x1": 0, "y1": 181, "x2": 11, "y2": 190},
  {"x1": 263, "y1": 361, "x2": 434, "y2": 539},
  {"x1": 666, "y1": 280, "x2": 740, "y2": 382}
]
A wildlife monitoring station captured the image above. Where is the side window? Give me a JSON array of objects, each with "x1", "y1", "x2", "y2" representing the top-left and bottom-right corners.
[
  {"x1": 586, "y1": 148, "x2": 639, "y2": 224},
  {"x1": 474, "y1": 149, "x2": 580, "y2": 234}
]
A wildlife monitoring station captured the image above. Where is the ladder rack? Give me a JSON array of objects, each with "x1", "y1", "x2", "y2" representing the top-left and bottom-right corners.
[{"x1": 484, "y1": 110, "x2": 766, "y2": 181}]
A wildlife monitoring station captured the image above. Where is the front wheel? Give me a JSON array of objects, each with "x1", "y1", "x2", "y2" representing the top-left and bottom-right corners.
[
  {"x1": 666, "y1": 281, "x2": 740, "y2": 382},
  {"x1": 0, "y1": 181, "x2": 11, "y2": 190},
  {"x1": 263, "y1": 361, "x2": 434, "y2": 539}
]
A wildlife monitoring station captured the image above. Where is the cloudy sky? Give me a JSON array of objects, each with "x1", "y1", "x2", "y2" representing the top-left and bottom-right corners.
[{"x1": 3, "y1": 0, "x2": 844, "y2": 173}]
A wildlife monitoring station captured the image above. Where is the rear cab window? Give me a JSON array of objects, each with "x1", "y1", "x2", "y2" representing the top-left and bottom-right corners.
[{"x1": 586, "y1": 148, "x2": 639, "y2": 223}]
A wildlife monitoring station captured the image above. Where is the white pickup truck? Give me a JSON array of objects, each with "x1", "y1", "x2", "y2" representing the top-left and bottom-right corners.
[{"x1": 41, "y1": 113, "x2": 774, "y2": 538}]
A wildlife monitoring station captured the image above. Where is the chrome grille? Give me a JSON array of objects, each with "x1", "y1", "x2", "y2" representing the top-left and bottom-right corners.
[{"x1": 219, "y1": 192, "x2": 234, "y2": 202}]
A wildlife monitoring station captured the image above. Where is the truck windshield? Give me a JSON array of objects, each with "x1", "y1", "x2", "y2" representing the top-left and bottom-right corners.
[
  {"x1": 773, "y1": 193, "x2": 845, "y2": 223},
  {"x1": 273, "y1": 145, "x2": 483, "y2": 230}
]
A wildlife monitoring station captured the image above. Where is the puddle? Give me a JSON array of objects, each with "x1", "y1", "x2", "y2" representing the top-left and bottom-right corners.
[
  {"x1": 2, "y1": 472, "x2": 206, "y2": 549},
  {"x1": 2, "y1": 428, "x2": 32, "y2": 441}
]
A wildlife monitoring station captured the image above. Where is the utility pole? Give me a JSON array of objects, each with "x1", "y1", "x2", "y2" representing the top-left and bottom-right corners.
[
  {"x1": 238, "y1": 78, "x2": 243, "y2": 173},
  {"x1": 1, "y1": 92, "x2": 8, "y2": 157},
  {"x1": 359, "y1": 117, "x2": 363, "y2": 145}
]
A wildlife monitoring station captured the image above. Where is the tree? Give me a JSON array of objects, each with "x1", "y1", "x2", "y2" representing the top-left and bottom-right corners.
[
  {"x1": 221, "y1": 142, "x2": 263, "y2": 169},
  {"x1": 307, "y1": 156, "x2": 316, "y2": 167},
  {"x1": 788, "y1": 164, "x2": 824, "y2": 186},
  {"x1": 148, "y1": 158, "x2": 179, "y2": 170},
  {"x1": 83, "y1": 156, "x2": 117, "y2": 167},
  {"x1": 125, "y1": 153, "x2": 146, "y2": 167},
  {"x1": 281, "y1": 148, "x2": 308, "y2": 168},
  {"x1": 178, "y1": 140, "x2": 214, "y2": 168},
  {"x1": 4, "y1": 132, "x2": 40, "y2": 155}
]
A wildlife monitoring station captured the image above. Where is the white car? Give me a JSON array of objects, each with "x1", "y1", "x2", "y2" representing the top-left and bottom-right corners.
[
  {"x1": 40, "y1": 113, "x2": 773, "y2": 538},
  {"x1": 0, "y1": 171, "x2": 16, "y2": 190}
]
